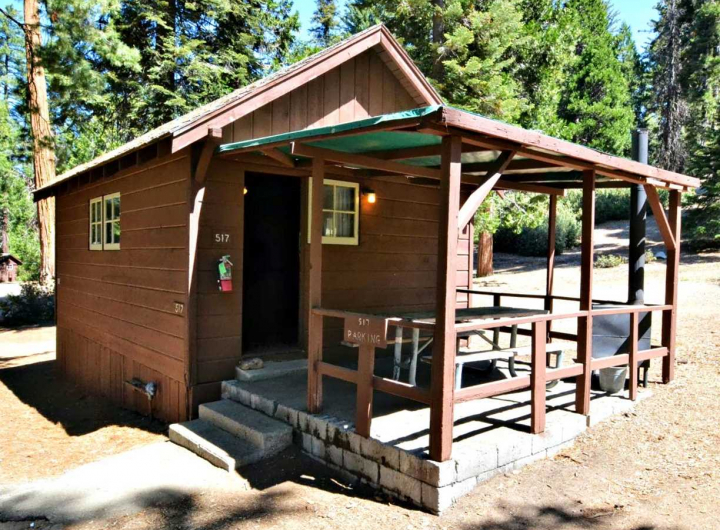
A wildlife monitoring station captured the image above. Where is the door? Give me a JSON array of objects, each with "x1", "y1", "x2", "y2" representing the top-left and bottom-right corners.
[{"x1": 242, "y1": 173, "x2": 301, "y2": 352}]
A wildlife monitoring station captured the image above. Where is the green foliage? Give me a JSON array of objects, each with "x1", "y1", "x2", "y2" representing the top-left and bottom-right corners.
[
  {"x1": 489, "y1": 193, "x2": 580, "y2": 257},
  {"x1": 0, "y1": 282, "x2": 55, "y2": 326},
  {"x1": 565, "y1": 188, "x2": 631, "y2": 225},
  {"x1": 312, "y1": 0, "x2": 340, "y2": 46},
  {"x1": 595, "y1": 253, "x2": 627, "y2": 268},
  {"x1": 557, "y1": 0, "x2": 635, "y2": 155}
]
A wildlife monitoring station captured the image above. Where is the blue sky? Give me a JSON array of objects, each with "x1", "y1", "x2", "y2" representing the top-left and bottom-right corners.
[{"x1": 293, "y1": 0, "x2": 659, "y2": 51}]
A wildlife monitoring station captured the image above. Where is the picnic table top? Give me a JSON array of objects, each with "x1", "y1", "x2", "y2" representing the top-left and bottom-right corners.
[{"x1": 395, "y1": 306, "x2": 549, "y2": 325}]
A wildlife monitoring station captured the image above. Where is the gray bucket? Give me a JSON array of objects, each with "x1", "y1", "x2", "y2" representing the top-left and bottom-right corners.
[{"x1": 599, "y1": 366, "x2": 627, "y2": 394}]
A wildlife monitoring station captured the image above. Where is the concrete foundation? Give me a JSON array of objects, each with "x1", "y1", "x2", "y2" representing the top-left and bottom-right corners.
[{"x1": 221, "y1": 358, "x2": 649, "y2": 513}]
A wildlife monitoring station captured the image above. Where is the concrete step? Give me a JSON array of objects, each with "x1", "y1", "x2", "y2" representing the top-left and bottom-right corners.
[
  {"x1": 168, "y1": 419, "x2": 265, "y2": 471},
  {"x1": 199, "y1": 400, "x2": 292, "y2": 454},
  {"x1": 236, "y1": 358, "x2": 307, "y2": 382}
]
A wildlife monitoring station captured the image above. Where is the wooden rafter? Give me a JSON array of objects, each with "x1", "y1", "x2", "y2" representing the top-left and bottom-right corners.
[
  {"x1": 643, "y1": 184, "x2": 677, "y2": 251},
  {"x1": 194, "y1": 127, "x2": 223, "y2": 183},
  {"x1": 457, "y1": 150, "x2": 516, "y2": 230},
  {"x1": 261, "y1": 148, "x2": 295, "y2": 168},
  {"x1": 495, "y1": 179, "x2": 566, "y2": 196},
  {"x1": 291, "y1": 142, "x2": 442, "y2": 179}
]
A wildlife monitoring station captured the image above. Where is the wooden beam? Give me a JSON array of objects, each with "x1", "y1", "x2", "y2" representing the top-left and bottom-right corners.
[
  {"x1": 307, "y1": 158, "x2": 325, "y2": 413},
  {"x1": 291, "y1": 142, "x2": 442, "y2": 179},
  {"x1": 429, "y1": 135, "x2": 462, "y2": 462},
  {"x1": 194, "y1": 127, "x2": 223, "y2": 183},
  {"x1": 457, "y1": 150, "x2": 516, "y2": 230},
  {"x1": 261, "y1": 147, "x2": 295, "y2": 168},
  {"x1": 495, "y1": 179, "x2": 566, "y2": 196},
  {"x1": 355, "y1": 344, "x2": 376, "y2": 438},
  {"x1": 644, "y1": 184, "x2": 677, "y2": 251},
  {"x1": 463, "y1": 159, "x2": 559, "y2": 174},
  {"x1": 531, "y1": 320, "x2": 547, "y2": 433},
  {"x1": 575, "y1": 170, "x2": 595, "y2": 416},
  {"x1": 662, "y1": 191, "x2": 682, "y2": 383}
]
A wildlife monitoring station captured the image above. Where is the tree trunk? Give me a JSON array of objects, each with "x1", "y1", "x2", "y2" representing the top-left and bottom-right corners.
[
  {"x1": 476, "y1": 231, "x2": 493, "y2": 277},
  {"x1": 24, "y1": 0, "x2": 55, "y2": 283},
  {"x1": 431, "y1": 0, "x2": 445, "y2": 82}
]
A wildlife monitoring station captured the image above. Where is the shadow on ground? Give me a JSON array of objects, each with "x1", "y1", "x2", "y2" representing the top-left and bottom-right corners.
[
  {"x1": 457, "y1": 501, "x2": 681, "y2": 530},
  {"x1": 0, "y1": 358, "x2": 165, "y2": 437}
]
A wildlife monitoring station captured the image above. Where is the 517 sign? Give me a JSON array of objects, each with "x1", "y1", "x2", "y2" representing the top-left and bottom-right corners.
[{"x1": 214, "y1": 232, "x2": 230, "y2": 245}]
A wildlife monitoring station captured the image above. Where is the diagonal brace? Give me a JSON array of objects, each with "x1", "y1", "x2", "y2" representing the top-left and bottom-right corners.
[
  {"x1": 457, "y1": 150, "x2": 516, "y2": 230},
  {"x1": 643, "y1": 184, "x2": 677, "y2": 251}
]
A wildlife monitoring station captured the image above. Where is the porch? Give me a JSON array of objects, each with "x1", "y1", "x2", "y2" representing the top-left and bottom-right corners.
[
  {"x1": 211, "y1": 104, "x2": 695, "y2": 467},
  {"x1": 220, "y1": 353, "x2": 650, "y2": 512}
]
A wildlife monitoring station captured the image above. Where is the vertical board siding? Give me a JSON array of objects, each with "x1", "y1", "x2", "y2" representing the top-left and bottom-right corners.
[
  {"x1": 55, "y1": 152, "x2": 191, "y2": 423},
  {"x1": 229, "y1": 51, "x2": 420, "y2": 143}
]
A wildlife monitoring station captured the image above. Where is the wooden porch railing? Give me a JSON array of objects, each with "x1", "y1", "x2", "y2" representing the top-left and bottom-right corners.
[{"x1": 308, "y1": 301, "x2": 673, "y2": 457}]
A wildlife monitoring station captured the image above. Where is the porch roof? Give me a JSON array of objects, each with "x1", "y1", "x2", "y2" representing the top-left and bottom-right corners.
[{"x1": 217, "y1": 105, "x2": 700, "y2": 192}]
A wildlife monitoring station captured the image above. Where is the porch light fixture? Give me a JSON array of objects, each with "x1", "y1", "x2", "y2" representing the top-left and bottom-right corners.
[{"x1": 363, "y1": 188, "x2": 377, "y2": 204}]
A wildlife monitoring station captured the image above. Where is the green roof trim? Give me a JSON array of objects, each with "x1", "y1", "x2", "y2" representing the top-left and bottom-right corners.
[{"x1": 216, "y1": 105, "x2": 444, "y2": 155}]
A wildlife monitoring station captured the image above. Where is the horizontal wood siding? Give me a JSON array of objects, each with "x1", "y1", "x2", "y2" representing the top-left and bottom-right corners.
[
  {"x1": 55, "y1": 152, "x2": 191, "y2": 423},
  {"x1": 225, "y1": 51, "x2": 420, "y2": 143},
  {"x1": 300, "y1": 176, "x2": 472, "y2": 347},
  {"x1": 193, "y1": 159, "x2": 244, "y2": 386}
]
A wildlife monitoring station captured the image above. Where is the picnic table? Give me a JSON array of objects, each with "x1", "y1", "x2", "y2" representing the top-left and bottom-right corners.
[{"x1": 390, "y1": 306, "x2": 549, "y2": 386}]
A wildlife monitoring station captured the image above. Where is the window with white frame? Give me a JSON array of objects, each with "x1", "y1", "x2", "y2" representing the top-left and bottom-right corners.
[
  {"x1": 89, "y1": 193, "x2": 121, "y2": 250},
  {"x1": 104, "y1": 193, "x2": 121, "y2": 250},
  {"x1": 89, "y1": 197, "x2": 103, "y2": 250},
  {"x1": 308, "y1": 179, "x2": 359, "y2": 245}
]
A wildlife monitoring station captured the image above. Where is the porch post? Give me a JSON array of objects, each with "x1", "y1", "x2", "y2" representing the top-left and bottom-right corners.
[
  {"x1": 307, "y1": 157, "x2": 325, "y2": 413},
  {"x1": 429, "y1": 134, "x2": 462, "y2": 462},
  {"x1": 545, "y1": 195, "x2": 557, "y2": 340},
  {"x1": 662, "y1": 190, "x2": 682, "y2": 383},
  {"x1": 575, "y1": 170, "x2": 595, "y2": 415}
]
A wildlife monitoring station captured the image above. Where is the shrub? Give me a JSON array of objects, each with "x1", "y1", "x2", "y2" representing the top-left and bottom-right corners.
[
  {"x1": 566, "y1": 188, "x2": 632, "y2": 224},
  {"x1": 595, "y1": 254, "x2": 627, "y2": 268},
  {"x1": 493, "y1": 202, "x2": 581, "y2": 257},
  {"x1": 0, "y1": 282, "x2": 55, "y2": 326}
]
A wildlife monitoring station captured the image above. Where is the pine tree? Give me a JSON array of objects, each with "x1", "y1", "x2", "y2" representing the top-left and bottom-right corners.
[
  {"x1": 647, "y1": 0, "x2": 694, "y2": 172},
  {"x1": 311, "y1": 0, "x2": 339, "y2": 46},
  {"x1": 558, "y1": 0, "x2": 635, "y2": 155}
]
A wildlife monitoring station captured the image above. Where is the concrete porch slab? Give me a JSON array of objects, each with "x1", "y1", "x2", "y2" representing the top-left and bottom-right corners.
[{"x1": 221, "y1": 357, "x2": 650, "y2": 513}]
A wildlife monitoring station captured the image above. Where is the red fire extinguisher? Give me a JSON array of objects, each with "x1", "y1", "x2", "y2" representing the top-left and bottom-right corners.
[{"x1": 217, "y1": 255, "x2": 233, "y2": 292}]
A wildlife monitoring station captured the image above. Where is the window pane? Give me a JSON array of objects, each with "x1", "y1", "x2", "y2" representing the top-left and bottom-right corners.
[
  {"x1": 113, "y1": 197, "x2": 121, "y2": 218},
  {"x1": 323, "y1": 185, "x2": 334, "y2": 210},
  {"x1": 322, "y1": 212, "x2": 335, "y2": 237},
  {"x1": 335, "y1": 186, "x2": 354, "y2": 212},
  {"x1": 105, "y1": 222, "x2": 112, "y2": 244},
  {"x1": 335, "y1": 213, "x2": 355, "y2": 237},
  {"x1": 113, "y1": 221, "x2": 121, "y2": 244}
]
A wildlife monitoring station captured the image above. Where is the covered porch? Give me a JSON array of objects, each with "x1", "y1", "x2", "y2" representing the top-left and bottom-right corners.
[{"x1": 213, "y1": 104, "x2": 697, "y2": 465}]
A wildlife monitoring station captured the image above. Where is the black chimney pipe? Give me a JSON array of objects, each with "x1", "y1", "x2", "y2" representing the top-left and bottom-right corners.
[{"x1": 628, "y1": 130, "x2": 648, "y2": 304}]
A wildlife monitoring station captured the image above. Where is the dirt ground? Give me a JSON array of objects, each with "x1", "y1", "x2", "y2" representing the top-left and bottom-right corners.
[
  {"x1": 1, "y1": 220, "x2": 719, "y2": 530},
  {"x1": 0, "y1": 326, "x2": 166, "y2": 485}
]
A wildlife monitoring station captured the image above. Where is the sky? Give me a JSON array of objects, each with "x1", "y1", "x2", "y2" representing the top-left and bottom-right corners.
[{"x1": 293, "y1": 0, "x2": 659, "y2": 52}]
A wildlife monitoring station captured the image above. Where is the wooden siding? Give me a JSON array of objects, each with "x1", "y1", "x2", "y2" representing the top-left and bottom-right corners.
[
  {"x1": 223, "y1": 51, "x2": 420, "y2": 143},
  {"x1": 55, "y1": 152, "x2": 191, "y2": 423},
  {"x1": 299, "y1": 176, "x2": 473, "y2": 347},
  {"x1": 192, "y1": 159, "x2": 245, "y2": 392}
]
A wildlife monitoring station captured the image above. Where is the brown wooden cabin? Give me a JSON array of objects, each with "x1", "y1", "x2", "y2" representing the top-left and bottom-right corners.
[
  {"x1": 0, "y1": 254, "x2": 21, "y2": 283},
  {"x1": 35, "y1": 26, "x2": 699, "y2": 461}
]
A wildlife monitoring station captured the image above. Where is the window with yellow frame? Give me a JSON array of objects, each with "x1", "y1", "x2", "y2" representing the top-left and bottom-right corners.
[{"x1": 308, "y1": 179, "x2": 359, "y2": 245}]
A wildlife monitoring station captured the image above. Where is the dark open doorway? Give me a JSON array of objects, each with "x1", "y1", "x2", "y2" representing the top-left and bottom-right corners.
[{"x1": 242, "y1": 173, "x2": 301, "y2": 354}]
